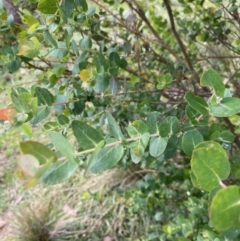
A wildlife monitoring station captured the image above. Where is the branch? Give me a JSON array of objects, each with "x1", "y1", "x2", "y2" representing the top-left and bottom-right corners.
[
  {"x1": 3, "y1": 0, "x2": 22, "y2": 25},
  {"x1": 127, "y1": 0, "x2": 183, "y2": 63},
  {"x1": 75, "y1": 133, "x2": 160, "y2": 157},
  {"x1": 162, "y1": 0, "x2": 199, "y2": 82}
]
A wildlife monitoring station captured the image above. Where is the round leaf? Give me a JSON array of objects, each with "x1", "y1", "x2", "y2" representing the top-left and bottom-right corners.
[
  {"x1": 79, "y1": 69, "x2": 92, "y2": 82},
  {"x1": 210, "y1": 97, "x2": 240, "y2": 117},
  {"x1": 20, "y1": 141, "x2": 57, "y2": 165},
  {"x1": 201, "y1": 69, "x2": 225, "y2": 97},
  {"x1": 210, "y1": 186, "x2": 240, "y2": 232},
  {"x1": 18, "y1": 154, "x2": 40, "y2": 177},
  {"x1": 149, "y1": 136, "x2": 168, "y2": 157},
  {"x1": 182, "y1": 130, "x2": 203, "y2": 156},
  {"x1": 191, "y1": 141, "x2": 230, "y2": 191},
  {"x1": 38, "y1": 0, "x2": 58, "y2": 14}
]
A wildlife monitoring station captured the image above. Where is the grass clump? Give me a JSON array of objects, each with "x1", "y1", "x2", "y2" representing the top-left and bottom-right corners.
[
  {"x1": 8, "y1": 188, "x2": 79, "y2": 241},
  {"x1": 6, "y1": 169, "x2": 157, "y2": 241}
]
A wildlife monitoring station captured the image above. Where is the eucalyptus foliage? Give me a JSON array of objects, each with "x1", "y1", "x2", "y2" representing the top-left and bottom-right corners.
[{"x1": 1, "y1": 0, "x2": 240, "y2": 240}]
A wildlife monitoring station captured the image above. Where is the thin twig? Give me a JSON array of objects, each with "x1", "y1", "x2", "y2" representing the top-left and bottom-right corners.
[
  {"x1": 127, "y1": 0, "x2": 183, "y2": 62},
  {"x1": 162, "y1": 0, "x2": 199, "y2": 82}
]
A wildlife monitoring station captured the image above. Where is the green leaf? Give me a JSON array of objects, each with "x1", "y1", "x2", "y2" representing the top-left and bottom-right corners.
[
  {"x1": 190, "y1": 171, "x2": 201, "y2": 189},
  {"x1": 87, "y1": 6, "x2": 96, "y2": 17},
  {"x1": 61, "y1": 0, "x2": 75, "y2": 18},
  {"x1": 128, "y1": 132, "x2": 150, "y2": 157},
  {"x1": 43, "y1": 121, "x2": 58, "y2": 131},
  {"x1": 210, "y1": 186, "x2": 240, "y2": 232},
  {"x1": 11, "y1": 92, "x2": 32, "y2": 113},
  {"x1": 42, "y1": 160, "x2": 78, "y2": 184},
  {"x1": 34, "y1": 157, "x2": 55, "y2": 179},
  {"x1": 158, "y1": 116, "x2": 180, "y2": 137},
  {"x1": 6, "y1": 58, "x2": 21, "y2": 73},
  {"x1": 54, "y1": 95, "x2": 68, "y2": 112},
  {"x1": 57, "y1": 114, "x2": 69, "y2": 125},
  {"x1": 149, "y1": 136, "x2": 168, "y2": 157},
  {"x1": 164, "y1": 135, "x2": 179, "y2": 159},
  {"x1": 71, "y1": 39, "x2": 79, "y2": 56},
  {"x1": 35, "y1": 87, "x2": 54, "y2": 106},
  {"x1": 79, "y1": 36, "x2": 92, "y2": 50},
  {"x1": 38, "y1": 0, "x2": 58, "y2": 14},
  {"x1": 85, "y1": 140, "x2": 105, "y2": 175},
  {"x1": 191, "y1": 141, "x2": 230, "y2": 192},
  {"x1": 109, "y1": 52, "x2": 121, "y2": 65},
  {"x1": 229, "y1": 115, "x2": 240, "y2": 126},
  {"x1": 119, "y1": 57, "x2": 128, "y2": 69},
  {"x1": 109, "y1": 77, "x2": 118, "y2": 95},
  {"x1": 43, "y1": 30, "x2": 58, "y2": 48},
  {"x1": 210, "y1": 97, "x2": 240, "y2": 117},
  {"x1": 76, "y1": 0, "x2": 88, "y2": 12},
  {"x1": 30, "y1": 107, "x2": 50, "y2": 125},
  {"x1": 49, "y1": 132, "x2": 75, "y2": 163},
  {"x1": 93, "y1": 70, "x2": 110, "y2": 93},
  {"x1": 89, "y1": 140, "x2": 124, "y2": 173},
  {"x1": 182, "y1": 130, "x2": 204, "y2": 156},
  {"x1": 147, "y1": 111, "x2": 161, "y2": 134},
  {"x1": 201, "y1": 69, "x2": 225, "y2": 97},
  {"x1": 109, "y1": 52, "x2": 120, "y2": 75},
  {"x1": 130, "y1": 149, "x2": 142, "y2": 164},
  {"x1": 126, "y1": 120, "x2": 149, "y2": 137},
  {"x1": 185, "y1": 105, "x2": 201, "y2": 123},
  {"x1": 106, "y1": 112, "x2": 125, "y2": 141},
  {"x1": 210, "y1": 130, "x2": 235, "y2": 143},
  {"x1": 73, "y1": 100, "x2": 85, "y2": 115},
  {"x1": 156, "y1": 74, "x2": 172, "y2": 90},
  {"x1": 23, "y1": 14, "x2": 39, "y2": 26},
  {"x1": 20, "y1": 141, "x2": 57, "y2": 165},
  {"x1": 21, "y1": 123, "x2": 33, "y2": 136},
  {"x1": 17, "y1": 37, "x2": 40, "y2": 59},
  {"x1": 31, "y1": 97, "x2": 38, "y2": 116},
  {"x1": 109, "y1": 60, "x2": 119, "y2": 75},
  {"x1": 93, "y1": 53, "x2": 108, "y2": 72},
  {"x1": 185, "y1": 91, "x2": 209, "y2": 116},
  {"x1": 50, "y1": 48, "x2": 69, "y2": 59},
  {"x1": 72, "y1": 120, "x2": 104, "y2": 150}
]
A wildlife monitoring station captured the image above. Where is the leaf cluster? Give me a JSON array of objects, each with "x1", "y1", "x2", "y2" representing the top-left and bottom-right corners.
[{"x1": 1, "y1": 0, "x2": 240, "y2": 239}]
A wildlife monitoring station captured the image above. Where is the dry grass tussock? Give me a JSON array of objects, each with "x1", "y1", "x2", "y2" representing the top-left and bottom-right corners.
[{"x1": 3, "y1": 167, "x2": 153, "y2": 241}]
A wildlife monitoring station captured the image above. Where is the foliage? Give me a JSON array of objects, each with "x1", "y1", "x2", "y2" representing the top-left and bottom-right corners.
[{"x1": 1, "y1": 0, "x2": 240, "y2": 239}]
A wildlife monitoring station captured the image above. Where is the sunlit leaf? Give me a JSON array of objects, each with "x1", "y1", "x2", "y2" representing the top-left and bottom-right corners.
[
  {"x1": 20, "y1": 141, "x2": 57, "y2": 165},
  {"x1": 79, "y1": 69, "x2": 92, "y2": 82},
  {"x1": 17, "y1": 154, "x2": 40, "y2": 177},
  {"x1": 191, "y1": 141, "x2": 230, "y2": 191},
  {"x1": 210, "y1": 186, "x2": 240, "y2": 232},
  {"x1": 38, "y1": 0, "x2": 58, "y2": 14}
]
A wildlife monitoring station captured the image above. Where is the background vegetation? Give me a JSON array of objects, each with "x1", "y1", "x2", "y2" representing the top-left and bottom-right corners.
[{"x1": 1, "y1": 0, "x2": 240, "y2": 240}]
